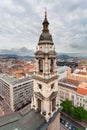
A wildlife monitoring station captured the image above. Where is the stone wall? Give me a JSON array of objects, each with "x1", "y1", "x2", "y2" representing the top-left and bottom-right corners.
[{"x1": 47, "y1": 113, "x2": 60, "y2": 130}]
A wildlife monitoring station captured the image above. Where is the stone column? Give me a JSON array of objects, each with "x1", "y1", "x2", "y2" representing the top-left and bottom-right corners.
[
  {"x1": 43, "y1": 59, "x2": 45, "y2": 74},
  {"x1": 33, "y1": 95, "x2": 38, "y2": 110},
  {"x1": 48, "y1": 59, "x2": 51, "y2": 73},
  {"x1": 54, "y1": 59, "x2": 57, "y2": 73},
  {"x1": 31, "y1": 96, "x2": 34, "y2": 109},
  {"x1": 40, "y1": 100, "x2": 43, "y2": 114},
  {"x1": 51, "y1": 101, "x2": 53, "y2": 117},
  {"x1": 44, "y1": 100, "x2": 50, "y2": 122},
  {"x1": 45, "y1": 56, "x2": 48, "y2": 74},
  {"x1": 35, "y1": 59, "x2": 39, "y2": 73},
  {"x1": 56, "y1": 96, "x2": 58, "y2": 111}
]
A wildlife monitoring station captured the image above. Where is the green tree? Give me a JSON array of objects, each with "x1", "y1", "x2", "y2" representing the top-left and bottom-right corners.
[
  {"x1": 61, "y1": 99, "x2": 87, "y2": 122},
  {"x1": 83, "y1": 109, "x2": 87, "y2": 122},
  {"x1": 73, "y1": 106, "x2": 87, "y2": 121},
  {"x1": 61, "y1": 99, "x2": 72, "y2": 114},
  {"x1": 76, "y1": 128, "x2": 80, "y2": 130}
]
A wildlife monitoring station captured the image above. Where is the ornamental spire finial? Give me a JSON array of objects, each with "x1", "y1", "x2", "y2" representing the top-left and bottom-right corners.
[
  {"x1": 42, "y1": 8, "x2": 49, "y2": 32},
  {"x1": 45, "y1": 8, "x2": 47, "y2": 19}
]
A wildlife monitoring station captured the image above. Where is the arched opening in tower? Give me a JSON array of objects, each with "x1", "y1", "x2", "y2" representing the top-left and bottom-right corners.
[
  {"x1": 52, "y1": 98, "x2": 56, "y2": 112},
  {"x1": 39, "y1": 59, "x2": 43, "y2": 72},
  {"x1": 50, "y1": 59, "x2": 54, "y2": 72}
]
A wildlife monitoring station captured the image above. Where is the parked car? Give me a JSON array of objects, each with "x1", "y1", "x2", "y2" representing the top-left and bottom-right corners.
[
  {"x1": 71, "y1": 126, "x2": 76, "y2": 130},
  {"x1": 60, "y1": 118, "x2": 65, "y2": 125},
  {"x1": 68, "y1": 124, "x2": 72, "y2": 130},
  {"x1": 65, "y1": 121, "x2": 69, "y2": 127}
]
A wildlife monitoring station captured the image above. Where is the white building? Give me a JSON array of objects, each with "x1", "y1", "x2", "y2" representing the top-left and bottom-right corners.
[
  {"x1": 58, "y1": 81, "x2": 87, "y2": 110},
  {"x1": 0, "y1": 74, "x2": 33, "y2": 111}
]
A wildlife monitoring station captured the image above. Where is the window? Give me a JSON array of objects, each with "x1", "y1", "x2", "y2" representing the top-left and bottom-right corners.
[
  {"x1": 51, "y1": 83, "x2": 54, "y2": 89},
  {"x1": 50, "y1": 59, "x2": 54, "y2": 72},
  {"x1": 38, "y1": 84, "x2": 42, "y2": 90},
  {"x1": 39, "y1": 59, "x2": 43, "y2": 72},
  {"x1": 52, "y1": 98, "x2": 56, "y2": 111}
]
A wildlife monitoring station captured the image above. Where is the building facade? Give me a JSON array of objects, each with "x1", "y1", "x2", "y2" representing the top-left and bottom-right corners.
[
  {"x1": 0, "y1": 75, "x2": 33, "y2": 111},
  {"x1": 59, "y1": 83, "x2": 87, "y2": 110},
  {"x1": 31, "y1": 11, "x2": 60, "y2": 122},
  {"x1": 58, "y1": 67, "x2": 87, "y2": 110}
]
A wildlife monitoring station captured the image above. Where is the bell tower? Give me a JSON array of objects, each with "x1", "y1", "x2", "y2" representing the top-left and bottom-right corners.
[{"x1": 31, "y1": 10, "x2": 59, "y2": 122}]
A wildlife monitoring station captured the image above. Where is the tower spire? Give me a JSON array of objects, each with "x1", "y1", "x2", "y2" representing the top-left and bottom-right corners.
[
  {"x1": 42, "y1": 8, "x2": 49, "y2": 32},
  {"x1": 45, "y1": 8, "x2": 47, "y2": 19},
  {"x1": 31, "y1": 10, "x2": 59, "y2": 122}
]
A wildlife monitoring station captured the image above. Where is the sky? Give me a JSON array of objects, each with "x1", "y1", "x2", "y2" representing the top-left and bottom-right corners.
[{"x1": 0, "y1": 0, "x2": 87, "y2": 54}]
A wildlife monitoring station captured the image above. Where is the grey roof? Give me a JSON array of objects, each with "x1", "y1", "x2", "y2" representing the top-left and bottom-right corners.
[
  {"x1": 0, "y1": 75, "x2": 32, "y2": 86},
  {"x1": 39, "y1": 32, "x2": 53, "y2": 42},
  {"x1": 0, "y1": 109, "x2": 60, "y2": 130},
  {"x1": 0, "y1": 110, "x2": 45, "y2": 130}
]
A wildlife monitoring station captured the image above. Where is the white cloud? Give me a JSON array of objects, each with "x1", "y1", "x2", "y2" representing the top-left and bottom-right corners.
[
  {"x1": 0, "y1": 0, "x2": 87, "y2": 54},
  {"x1": 0, "y1": 0, "x2": 25, "y2": 13}
]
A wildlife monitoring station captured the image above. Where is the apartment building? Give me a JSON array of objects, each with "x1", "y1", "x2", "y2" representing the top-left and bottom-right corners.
[
  {"x1": 0, "y1": 74, "x2": 33, "y2": 111},
  {"x1": 77, "y1": 82, "x2": 87, "y2": 109},
  {"x1": 58, "y1": 67, "x2": 87, "y2": 110}
]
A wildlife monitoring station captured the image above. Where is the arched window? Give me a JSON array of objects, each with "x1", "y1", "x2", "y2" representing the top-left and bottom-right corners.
[
  {"x1": 52, "y1": 98, "x2": 56, "y2": 111},
  {"x1": 39, "y1": 59, "x2": 43, "y2": 72},
  {"x1": 50, "y1": 59, "x2": 54, "y2": 72}
]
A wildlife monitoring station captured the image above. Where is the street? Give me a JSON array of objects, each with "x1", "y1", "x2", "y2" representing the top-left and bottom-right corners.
[
  {"x1": 61, "y1": 112, "x2": 86, "y2": 130},
  {"x1": 60, "y1": 123, "x2": 68, "y2": 130}
]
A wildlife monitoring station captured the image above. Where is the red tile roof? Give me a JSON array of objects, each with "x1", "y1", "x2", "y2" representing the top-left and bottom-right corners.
[{"x1": 77, "y1": 83, "x2": 87, "y2": 95}]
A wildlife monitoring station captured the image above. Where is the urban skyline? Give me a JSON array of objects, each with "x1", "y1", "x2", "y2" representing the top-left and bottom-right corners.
[
  {"x1": 0, "y1": 7, "x2": 87, "y2": 129},
  {"x1": 0, "y1": 0, "x2": 87, "y2": 54}
]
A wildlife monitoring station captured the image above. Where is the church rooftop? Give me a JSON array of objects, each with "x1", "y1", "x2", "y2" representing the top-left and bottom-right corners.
[{"x1": 0, "y1": 109, "x2": 60, "y2": 130}]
